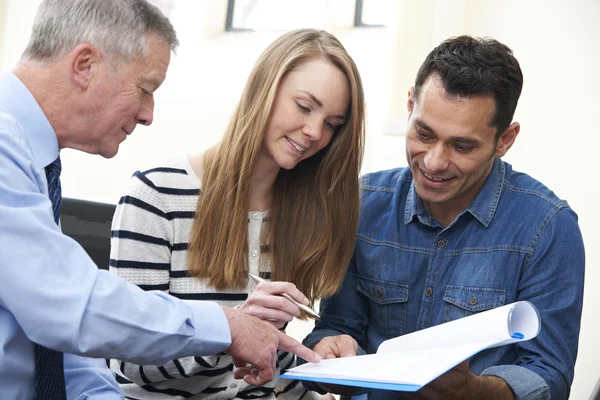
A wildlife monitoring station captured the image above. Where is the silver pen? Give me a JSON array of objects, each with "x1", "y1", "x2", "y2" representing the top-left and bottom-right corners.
[{"x1": 248, "y1": 273, "x2": 321, "y2": 319}]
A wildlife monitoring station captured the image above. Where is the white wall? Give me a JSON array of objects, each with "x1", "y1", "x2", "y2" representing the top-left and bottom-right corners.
[{"x1": 1, "y1": 0, "x2": 598, "y2": 398}]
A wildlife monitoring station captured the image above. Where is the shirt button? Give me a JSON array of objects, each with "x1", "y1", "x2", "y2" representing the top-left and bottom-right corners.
[
  {"x1": 470, "y1": 296, "x2": 478, "y2": 305},
  {"x1": 425, "y1": 288, "x2": 433, "y2": 297},
  {"x1": 375, "y1": 287, "x2": 383, "y2": 297},
  {"x1": 251, "y1": 250, "x2": 258, "y2": 257},
  {"x1": 252, "y1": 212, "x2": 260, "y2": 220},
  {"x1": 437, "y1": 240, "x2": 446, "y2": 248}
]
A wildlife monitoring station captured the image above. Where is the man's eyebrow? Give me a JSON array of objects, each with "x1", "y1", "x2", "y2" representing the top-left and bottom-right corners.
[
  {"x1": 415, "y1": 119, "x2": 480, "y2": 145},
  {"x1": 452, "y1": 137, "x2": 480, "y2": 145},
  {"x1": 415, "y1": 119, "x2": 434, "y2": 132},
  {"x1": 299, "y1": 90, "x2": 346, "y2": 120}
]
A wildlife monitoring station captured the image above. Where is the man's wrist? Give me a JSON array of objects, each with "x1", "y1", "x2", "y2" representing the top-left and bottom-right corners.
[{"x1": 474, "y1": 374, "x2": 516, "y2": 400}]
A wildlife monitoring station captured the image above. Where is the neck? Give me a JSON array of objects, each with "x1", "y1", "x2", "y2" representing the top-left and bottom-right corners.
[
  {"x1": 249, "y1": 149, "x2": 280, "y2": 211},
  {"x1": 425, "y1": 202, "x2": 467, "y2": 227},
  {"x1": 13, "y1": 61, "x2": 73, "y2": 149}
]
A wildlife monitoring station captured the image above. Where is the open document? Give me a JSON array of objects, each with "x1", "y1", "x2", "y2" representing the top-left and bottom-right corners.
[{"x1": 280, "y1": 301, "x2": 540, "y2": 392}]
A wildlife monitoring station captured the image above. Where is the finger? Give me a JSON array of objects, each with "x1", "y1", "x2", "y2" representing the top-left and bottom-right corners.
[
  {"x1": 313, "y1": 336, "x2": 357, "y2": 359},
  {"x1": 267, "y1": 319, "x2": 286, "y2": 329},
  {"x1": 312, "y1": 341, "x2": 337, "y2": 359},
  {"x1": 233, "y1": 366, "x2": 253, "y2": 379},
  {"x1": 259, "y1": 281, "x2": 309, "y2": 305},
  {"x1": 277, "y1": 330, "x2": 321, "y2": 363},
  {"x1": 243, "y1": 368, "x2": 263, "y2": 386},
  {"x1": 245, "y1": 293, "x2": 301, "y2": 319},
  {"x1": 251, "y1": 364, "x2": 272, "y2": 387},
  {"x1": 336, "y1": 335, "x2": 359, "y2": 357},
  {"x1": 323, "y1": 348, "x2": 340, "y2": 359},
  {"x1": 232, "y1": 356, "x2": 247, "y2": 368}
]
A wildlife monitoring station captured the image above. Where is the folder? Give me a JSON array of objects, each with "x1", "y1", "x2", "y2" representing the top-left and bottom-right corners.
[{"x1": 281, "y1": 301, "x2": 540, "y2": 392}]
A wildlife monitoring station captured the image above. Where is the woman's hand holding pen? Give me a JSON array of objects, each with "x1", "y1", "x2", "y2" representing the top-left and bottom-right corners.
[{"x1": 239, "y1": 280, "x2": 310, "y2": 329}]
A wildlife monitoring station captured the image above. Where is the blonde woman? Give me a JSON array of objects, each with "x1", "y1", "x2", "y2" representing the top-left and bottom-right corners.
[{"x1": 109, "y1": 29, "x2": 365, "y2": 399}]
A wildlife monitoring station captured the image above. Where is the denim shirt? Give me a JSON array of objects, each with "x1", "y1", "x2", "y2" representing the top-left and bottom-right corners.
[{"x1": 304, "y1": 158, "x2": 584, "y2": 400}]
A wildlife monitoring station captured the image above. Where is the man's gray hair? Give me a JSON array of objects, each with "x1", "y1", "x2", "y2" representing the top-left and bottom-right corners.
[{"x1": 21, "y1": 0, "x2": 178, "y2": 62}]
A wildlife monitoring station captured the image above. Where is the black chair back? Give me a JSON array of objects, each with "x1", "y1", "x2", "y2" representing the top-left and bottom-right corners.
[{"x1": 60, "y1": 197, "x2": 116, "y2": 270}]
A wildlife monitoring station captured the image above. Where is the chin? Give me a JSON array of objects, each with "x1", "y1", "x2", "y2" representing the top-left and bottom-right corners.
[
  {"x1": 275, "y1": 155, "x2": 302, "y2": 170},
  {"x1": 99, "y1": 145, "x2": 120, "y2": 159}
]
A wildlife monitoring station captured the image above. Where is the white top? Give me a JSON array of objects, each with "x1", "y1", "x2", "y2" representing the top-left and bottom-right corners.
[{"x1": 109, "y1": 156, "x2": 318, "y2": 400}]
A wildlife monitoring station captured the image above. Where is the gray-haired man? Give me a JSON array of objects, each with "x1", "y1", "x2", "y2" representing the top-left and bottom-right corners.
[{"x1": 0, "y1": 1, "x2": 319, "y2": 398}]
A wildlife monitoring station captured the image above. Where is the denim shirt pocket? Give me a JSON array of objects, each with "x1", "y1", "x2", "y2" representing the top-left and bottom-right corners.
[
  {"x1": 357, "y1": 275, "x2": 409, "y2": 338},
  {"x1": 443, "y1": 285, "x2": 506, "y2": 323}
]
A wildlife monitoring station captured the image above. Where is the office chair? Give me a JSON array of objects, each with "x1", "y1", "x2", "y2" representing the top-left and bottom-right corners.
[{"x1": 60, "y1": 197, "x2": 116, "y2": 270}]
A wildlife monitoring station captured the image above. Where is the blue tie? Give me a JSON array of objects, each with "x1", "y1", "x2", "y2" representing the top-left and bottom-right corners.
[{"x1": 34, "y1": 156, "x2": 66, "y2": 399}]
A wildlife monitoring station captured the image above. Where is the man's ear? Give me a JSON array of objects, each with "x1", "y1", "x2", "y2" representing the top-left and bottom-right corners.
[
  {"x1": 407, "y1": 86, "x2": 416, "y2": 117},
  {"x1": 69, "y1": 43, "x2": 101, "y2": 90},
  {"x1": 494, "y1": 122, "x2": 520, "y2": 157}
]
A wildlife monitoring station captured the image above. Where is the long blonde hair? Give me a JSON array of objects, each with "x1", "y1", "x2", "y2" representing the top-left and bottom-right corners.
[{"x1": 187, "y1": 29, "x2": 365, "y2": 304}]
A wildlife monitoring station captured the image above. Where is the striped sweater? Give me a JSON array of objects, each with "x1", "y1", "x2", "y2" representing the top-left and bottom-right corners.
[{"x1": 109, "y1": 157, "x2": 318, "y2": 400}]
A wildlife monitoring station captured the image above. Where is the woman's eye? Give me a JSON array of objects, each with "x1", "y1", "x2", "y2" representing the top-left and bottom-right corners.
[{"x1": 296, "y1": 102, "x2": 310, "y2": 113}]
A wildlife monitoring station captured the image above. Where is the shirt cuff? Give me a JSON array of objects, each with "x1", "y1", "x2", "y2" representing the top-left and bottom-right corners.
[
  {"x1": 183, "y1": 300, "x2": 231, "y2": 355},
  {"x1": 482, "y1": 365, "x2": 550, "y2": 400}
]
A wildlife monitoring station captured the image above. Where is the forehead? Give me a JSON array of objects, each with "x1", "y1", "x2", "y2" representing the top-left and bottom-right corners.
[
  {"x1": 281, "y1": 58, "x2": 350, "y2": 112},
  {"x1": 123, "y1": 33, "x2": 171, "y2": 86},
  {"x1": 415, "y1": 76, "x2": 496, "y2": 139}
]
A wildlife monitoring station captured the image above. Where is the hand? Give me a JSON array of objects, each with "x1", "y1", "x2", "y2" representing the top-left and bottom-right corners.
[
  {"x1": 313, "y1": 334, "x2": 359, "y2": 359},
  {"x1": 221, "y1": 306, "x2": 321, "y2": 386},
  {"x1": 312, "y1": 335, "x2": 361, "y2": 395},
  {"x1": 397, "y1": 361, "x2": 515, "y2": 400},
  {"x1": 239, "y1": 280, "x2": 309, "y2": 329}
]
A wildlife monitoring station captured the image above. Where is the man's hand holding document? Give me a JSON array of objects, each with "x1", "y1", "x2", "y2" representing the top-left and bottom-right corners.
[{"x1": 281, "y1": 301, "x2": 540, "y2": 392}]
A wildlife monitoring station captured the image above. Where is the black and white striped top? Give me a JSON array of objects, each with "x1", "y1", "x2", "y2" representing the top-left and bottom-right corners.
[{"x1": 109, "y1": 157, "x2": 318, "y2": 400}]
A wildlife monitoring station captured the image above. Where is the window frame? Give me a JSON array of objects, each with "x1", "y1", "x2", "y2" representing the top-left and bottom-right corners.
[{"x1": 354, "y1": 0, "x2": 387, "y2": 28}]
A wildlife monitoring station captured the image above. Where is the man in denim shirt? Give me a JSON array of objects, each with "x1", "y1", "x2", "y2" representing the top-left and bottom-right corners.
[{"x1": 303, "y1": 36, "x2": 585, "y2": 400}]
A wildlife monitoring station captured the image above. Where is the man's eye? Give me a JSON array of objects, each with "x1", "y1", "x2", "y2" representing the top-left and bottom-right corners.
[
  {"x1": 416, "y1": 130, "x2": 432, "y2": 141},
  {"x1": 455, "y1": 145, "x2": 473, "y2": 153}
]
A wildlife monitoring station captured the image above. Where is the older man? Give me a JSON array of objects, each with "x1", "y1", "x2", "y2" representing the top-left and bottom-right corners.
[
  {"x1": 0, "y1": 1, "x2": 318, "y2": 398},
  {"x1": 304, "y1": 36, "x2": 584, "y2": 400}
]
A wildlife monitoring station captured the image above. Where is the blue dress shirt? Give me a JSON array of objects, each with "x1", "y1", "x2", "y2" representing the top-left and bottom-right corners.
[
  {"x1": 304, "y1": 159, "x2": 585, "y2": 400},
  {"x1": 0, "y1": 72, "x2": 232, "y2": 400}
]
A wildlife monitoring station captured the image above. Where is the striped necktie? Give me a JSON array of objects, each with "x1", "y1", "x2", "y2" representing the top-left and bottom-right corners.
[{"x1": 34, "y1": 156, "x2": 66, "y2": 399}]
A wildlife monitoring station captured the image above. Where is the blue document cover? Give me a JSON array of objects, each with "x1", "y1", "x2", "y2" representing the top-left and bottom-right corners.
[
  {"x1": 279, "y1": 373, "x2": 421, "y2": 392},
  {"x1": 280, "y1": 301, "x2": 541, "y2": 392}
]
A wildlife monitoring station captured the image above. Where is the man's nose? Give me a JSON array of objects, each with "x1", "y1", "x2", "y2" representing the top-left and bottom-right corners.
[
  {"x1": 423, "y1": 143, "x2": 449, "y2": 172},
  {"x1": 137, "y1": 99, "x2": 155, "y2": 126}
]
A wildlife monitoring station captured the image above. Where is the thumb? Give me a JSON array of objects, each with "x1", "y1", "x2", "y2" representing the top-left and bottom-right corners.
[{"x1": 277, "y1": 330, "x2": 321, "y2": 364}]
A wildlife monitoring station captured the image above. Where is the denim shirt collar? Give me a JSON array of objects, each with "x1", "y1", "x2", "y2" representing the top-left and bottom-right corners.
[
  {"x1": 0, "y1": 72, "x2": 58, "y2": 170},
  {"x1": 404, "y1": 158, "x2": 505, "y2": 228}
]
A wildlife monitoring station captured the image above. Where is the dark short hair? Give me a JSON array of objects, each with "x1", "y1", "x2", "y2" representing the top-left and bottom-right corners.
[{"x1": 414, "y1": 35, "x2": 523, "y2": 138}]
